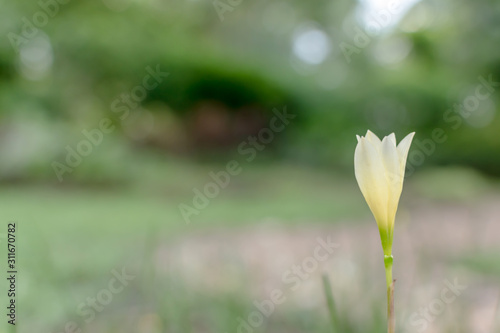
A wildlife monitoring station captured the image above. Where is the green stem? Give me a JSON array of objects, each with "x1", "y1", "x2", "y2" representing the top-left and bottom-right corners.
[
  {"x1": 384, "y1": 255, "x2": 395, "y2": 333},
  {"x1": 321, "y1": 273, "x2": 340, "y2": 333}
]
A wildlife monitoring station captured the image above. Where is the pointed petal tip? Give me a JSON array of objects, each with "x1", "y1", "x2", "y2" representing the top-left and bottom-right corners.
[
  {"x1": 365, "y1": 129, "x2": 382, "y2": 147},
  {"x1": 396, "y1": 131, "x2": 416, "y2": 167},
  {"x1": 404, "y1": 132, "x2": 416, "y2": 142}
]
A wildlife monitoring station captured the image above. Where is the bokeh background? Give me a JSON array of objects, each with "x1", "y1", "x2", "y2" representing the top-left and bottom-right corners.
[{"x1": 1, "y1": 0, "x2": 500, "y2": 332}]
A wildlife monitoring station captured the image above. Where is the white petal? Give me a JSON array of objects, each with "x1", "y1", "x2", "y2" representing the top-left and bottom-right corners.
[
  {"x1": 355, "y1": 138, "x2": 389, "y2": 226},
  {"x1": 396, "y1": 132, "x2": 415, "y2": 175},
  {"x1": 365, "y1": 130, "x2": 382, "y2": 151},
  {"x1": 381, "y1": 136, "x2": 403, "y2": 223},
  {"x1": 382, "y1": 136, "x2": 401, "y2": 184},
  {"x1": 387, "y1": 133, "x2": 396, "y2": 146}
]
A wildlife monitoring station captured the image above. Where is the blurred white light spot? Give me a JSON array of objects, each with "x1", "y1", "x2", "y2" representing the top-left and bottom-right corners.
[
  {"x1": 292, "y1": 25, "x2": 331, "y2": 65},
  {"x1": 372, "y1": 36, "x2": 412, "y2": 66},
  {"x1": 19, "y1": 36, "x2": 53, "y2": 81},
  {"x1": 357, "y1": 0, "x2": 422, "y2": 32}
]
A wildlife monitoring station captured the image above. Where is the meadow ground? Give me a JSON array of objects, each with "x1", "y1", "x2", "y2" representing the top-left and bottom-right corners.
[{"x1": 1, "y1": 159, "x2": 499, "y2": 333}]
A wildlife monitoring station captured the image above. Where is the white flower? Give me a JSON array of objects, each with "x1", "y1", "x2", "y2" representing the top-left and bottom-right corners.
[{"x1": 354, "y1": 130, "x2": 414, "y2": 234}]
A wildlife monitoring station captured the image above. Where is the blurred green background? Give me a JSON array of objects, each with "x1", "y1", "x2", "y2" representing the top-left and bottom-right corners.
[{"x1": 1, "y1": 0, "x2": 500, "y2": 332}]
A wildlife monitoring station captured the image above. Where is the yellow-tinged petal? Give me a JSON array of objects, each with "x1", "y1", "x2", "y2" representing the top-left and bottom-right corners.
[
  {"x1": 396, "y1": 132, "x2": 415, "y2": 176},
  {"x1": 365, "y1": 130, "x2": 382, "y2": 150},
  {"x1": 386, "y1": 133, "x2": 396, "y2": 146},
  {"x1": 355, "y1": 137, "x2": 390, "y2": 227},
  {"x1": 381, "y1": 135, "x2": 401, "y2": 224},
  {"x1": 354, "y1": 131, "x2": 415, "y2": 236}
]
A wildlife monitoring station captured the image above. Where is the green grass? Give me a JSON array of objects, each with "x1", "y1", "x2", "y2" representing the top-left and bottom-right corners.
[{"x1": 0, "y1": 159, "x2": 365, "y2": 333}]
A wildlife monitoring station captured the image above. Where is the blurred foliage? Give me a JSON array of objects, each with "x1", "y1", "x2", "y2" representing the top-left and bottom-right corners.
[
  {"x1": 0, "y1": 0, "x2": 500, "y2": 184},
  {"x1": 1, "y1": 2, "x2": 499, "y2": 332}
]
